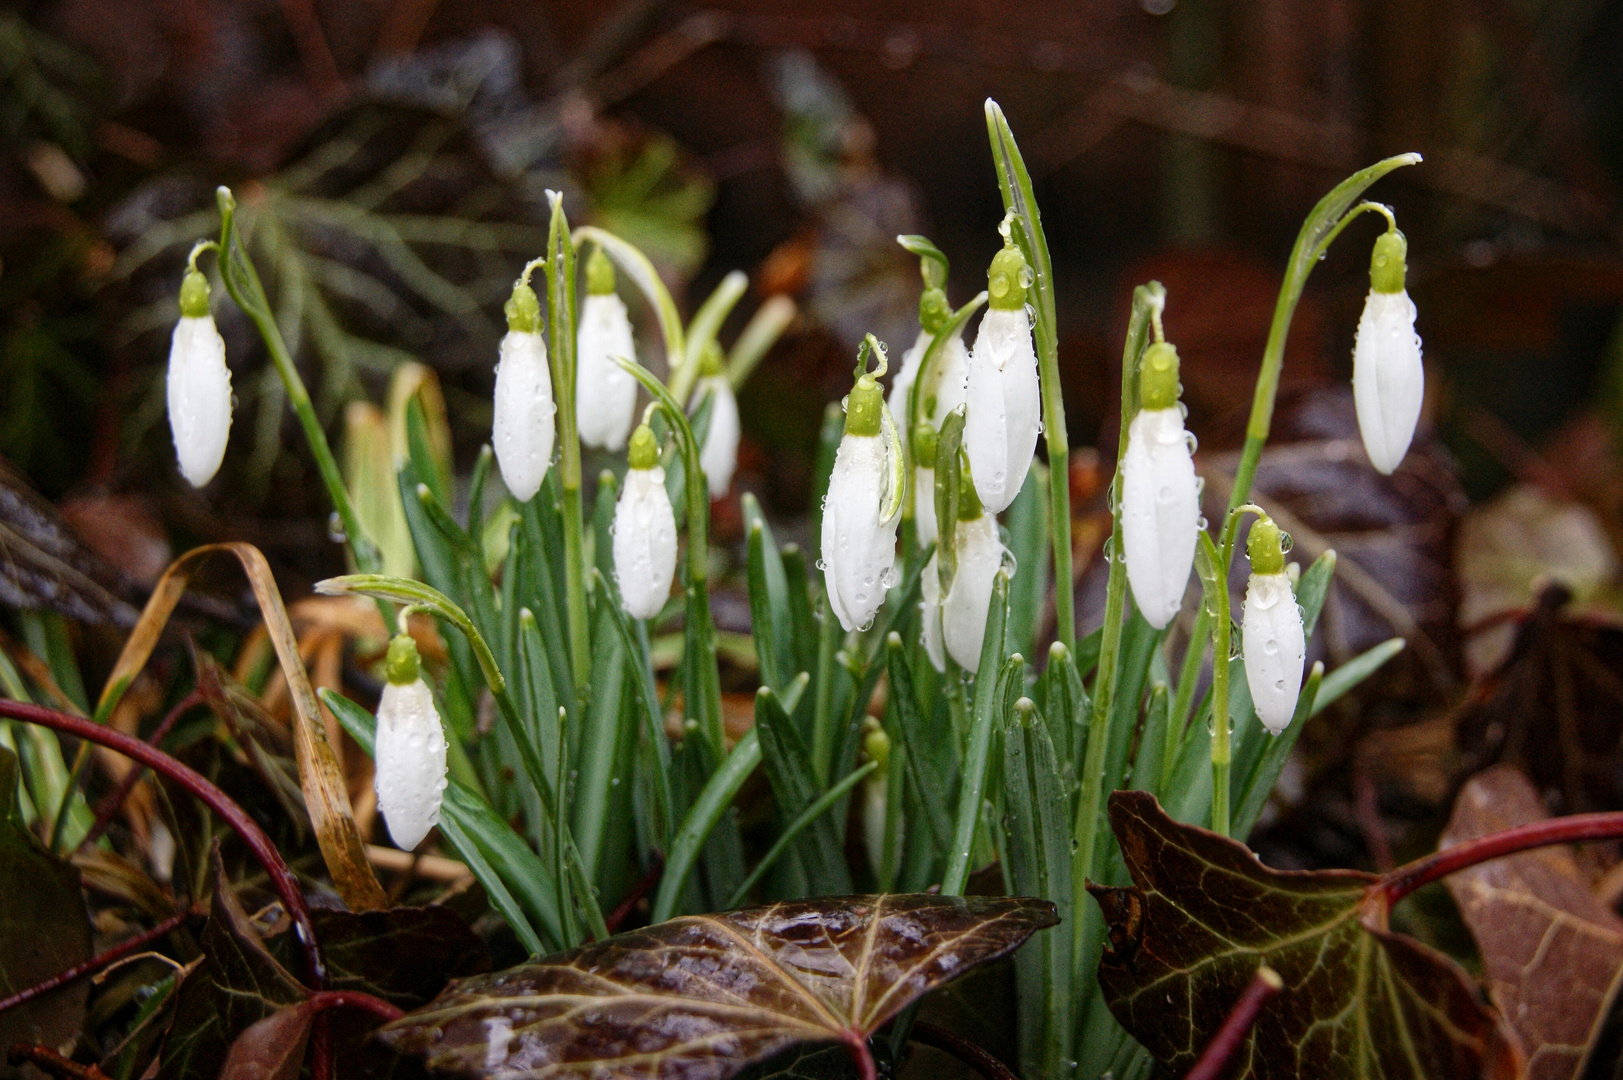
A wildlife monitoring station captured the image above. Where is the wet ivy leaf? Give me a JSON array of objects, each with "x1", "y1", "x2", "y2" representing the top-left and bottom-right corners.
[
  {"x1": 1092, "y1": 790, "x2": 1522, "y2": 1079},
  {"x1": 218, "y1": 1001, "x2": 318, "y2": 1080},
  {"x1": 379, "y1": 894, "x2": 1057, "y2": 1079},
  {"x1": 1442, "y1": 765, "x2": 1623, "y2": 1080},
  {"x1": 0, "y1": 747, "x2": 93, "y2": 1076}
]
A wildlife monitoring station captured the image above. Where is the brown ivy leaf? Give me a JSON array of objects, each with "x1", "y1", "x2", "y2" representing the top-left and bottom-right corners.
[
  {"x1": 218, "y1": 1001, "x2": 318, "y2": 1080},
  {"x1": 1442, "y1": 765, "x2": 1623, "y2": 1080},
  {"x1": 378, "y1": 894, "x2": 1057, "y2": 1079},
  {"x1": 1092, "y1": 790, "x2": 1523, "y2": 1080}
]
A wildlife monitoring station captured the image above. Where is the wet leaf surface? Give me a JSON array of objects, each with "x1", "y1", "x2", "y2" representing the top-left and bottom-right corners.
[
  {"x1": 1092, "y1": 790, "x2": 1522, "y2": 1080},
  {"x1": 0, "y1": 748, "x2": 94, "y2": 1078},
  {"x1": 379, "y1": 894, "x2": 1057, "y2": 1079},
  {"x1": 217, "y1": 1000, "x2": 317, "y2": 1080},
  {"x1": 1442, "y1": 765, "x2": 1623, "y2": 1080}
]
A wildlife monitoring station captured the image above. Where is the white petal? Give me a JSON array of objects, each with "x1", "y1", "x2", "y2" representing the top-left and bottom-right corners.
[
  {"x1": 695, "y1": 377, "x2": 740, "y2": 498},
  {"x1": 492, "y1": 329, "x2": 555, "y2": 502},
  {"x1": 914, "y1": 466, "x2": 938, "y2": 549},
  {"x1": 576, "y1": 294, "x2": 638, "y2": 451},
  {"x1": 1352, "y1": 289, "x2": 1423, "y2": 475},
  {"x1": 1242, "y1": 571, "x2": 1306, "y2": 733},
  {"x1": 820, "y1": 432, "x2": 900, "y2": 632},
  {"x1": 166, "y1": 315, "x2": 232, "y2": 488},
  {"x1": 942, "y1": 514, "x2": 1008, "y2": 669},
  {"x1": 887, "y1": 329, "x2": 932, "y2": 431},
  {"x1": 613, "y1": 466, "x2": 678, "y2": 619},
  {"x1": 374, "y1": 678, "x2": 448, "y2": 850},
  {"x1": 964, "y1": 307, "x2": 1040, "y2": 513},
  {"x1": 920, "y1": 551, "x2": 946, "y2": 672},
  {"x1": 1121, "y1": 407, "x2": 1199, "y2": 630},
  {"x1": 929, "y1": 334, "x2": 970, "y2": 426}
]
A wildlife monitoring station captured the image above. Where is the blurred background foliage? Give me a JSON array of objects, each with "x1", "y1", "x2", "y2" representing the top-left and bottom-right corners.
[{"x1": 5, "y1": 0, "x2": 1623, "y2": 956}]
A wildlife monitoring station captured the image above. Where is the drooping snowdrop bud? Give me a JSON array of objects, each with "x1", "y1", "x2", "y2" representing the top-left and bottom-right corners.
[
  {"x1": 861, "y1": 718, "x2": 892, "y2": 882},
  {"x1": 613, "y1": 424, "x2": 678, "y2": 620},
  {"x1": 938, "y1": 463, "x2": 1010, "y2": 670},
  {"x1": 1242, "y1": 517, "x2": 1305, "y2": 734},
  {"x1": 492, "y1": 264, "x2": 555, "y2": 502},
  {"x1": 964, "y1": 242, "x2": 1040, "y2": 514},
  {"x1": 576, "y1": 247, "x2": 638, "y2": 451},
  {"x1": 821, "y1": 338, "x2": 905, "y2": 632},
  {"x1": 691, "y1": 343, "x2": 740, "y2": 498},
  {"x1": 1122, "y1": 341, "x2": 1199, "y2": 630},
  {"x1": 167, "y1": 264, "x2": 233, "y2": 487},
  {"x1": 887, "y1": 283, "x2": 951, "y2": 430},
  {"x1": 913, "y1": 423, "x2": 939, "y2": 549},
  {"x1": 1352, "y1": 228, "x2": 1423, "y2": 475},
  {"x1": 374, "y1": 633, "x2": 448, "y2": 851}
]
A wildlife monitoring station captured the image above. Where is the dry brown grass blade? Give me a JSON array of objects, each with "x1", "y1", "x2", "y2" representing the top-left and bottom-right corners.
[{"x1": 94, "y1": 543, "x2": 386, "y2": 911}]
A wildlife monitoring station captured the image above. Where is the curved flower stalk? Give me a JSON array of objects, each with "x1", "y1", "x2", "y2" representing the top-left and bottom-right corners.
[
  {"x1": 167, "y1": 248, "x2": 233, "y2": 487},
  {"x1": 887, "y1": 240, "x2": 954, "y2": 430},
  {"x1": 964, "y1": 239, "x2": 1040, "y2": 514},
  {"x1": 1352, "y1": 222, "x2": 1423, "y2": 475},
  {"x1": 613, "y1": 423, "x2": 678, "y2": 619},
  {"x1": 1242, "y1": 516, "x2": 1305, "y2": 733},
  {"x1": 1122, "y1": 340, "x2": 1200, "y2": 630},
  {"x1": 923, "y1": 457, "x2": 1010, "y2": 670},
  {"x1": 821, "y1": 336, "x2": 905, "y2": 632},
  {"x1": 575, "y1": 247, "x2": 639, "y2": 451},
  {"x1": 373, "y1": 632, "x2": 447, "y2": 850},
  {"x1": 491, "y1": 259, "x2": 555, "y2": 502},
  {"x1": 691, "y1": 343, "x2": 741, "y2": 498}
]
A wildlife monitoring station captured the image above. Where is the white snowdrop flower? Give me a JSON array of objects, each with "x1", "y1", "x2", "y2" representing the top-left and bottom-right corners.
[
  {"x1": 920, "y1": 549, "x2": 946, "y2": 672},
  {"x1": 166, "y1": 267, "x2": 232, "y2": 488},
  {"x1": 576, "y1": 247, "x2": 639, "y2": 451},
  {"x1": 613, "y1": 425, "x2": 678, "y2": 620},
  {"x1": 1121, "y1": 342, "x2": 1199, "y2": 630},
  {"x1": 1242, "y1": 518, "x2": 1306, "y2": 734},
  {"x1": 964, "y1": 243, "x2": 1040, "y2": 514},
  {"x1": 492, "y1": 265, "x2": 555, "y2": 502},
  {"x1": 912, "y1": 423, "x2": 940, "y2": 550},
  {"x1": 691, "y1": 344, "x2": 740, "y2": 499},
  {"x1": 374, "y1": 634, "x2": 447, "y2": 851},
  {"x1": 861, "y1": 720, "x2": 892, "y2": 882},
  {"x1": 941, "y1": 504, "x2": 1009, "y2": 670},
  {"x1": 1352, "y1": 229, "x2": 1423, "y2": 475},
  {"x1": 888, "y1": 329, "x2": 932, "y2": 433},
  {"x1": 821, "y1": 338, "x2": 905, "y2": 632}
]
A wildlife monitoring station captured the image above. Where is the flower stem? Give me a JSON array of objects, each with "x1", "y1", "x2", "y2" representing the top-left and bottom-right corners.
[
  {"x1": 1381, "y1": 810, "x2": 1623, "y2": 906},
  {"x1": 912, "y1": 1020, "x2": 1018, "y2": 1080},
  {"x1": 1072, "y1": 282, "x2": 1163, "y2": 958},
  {"x1": 545, "y1": 193, "x2": 592, "y2": 693},
  {"x1": 1185, "y1": 966, "x2": 1284, "y2": 1080},
  {"x1": 0, "y1": 698, "x2": 326, "y2": 988}
]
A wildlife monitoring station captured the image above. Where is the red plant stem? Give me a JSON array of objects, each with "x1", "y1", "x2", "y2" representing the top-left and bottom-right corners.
[
  {"x1": 1381, "y1": 810, "x2": 1623, "y2": 906},
  {"x1": 603, "y1": 851, "x2": 664, "y2": 935},
  {"x1": 6, "y1": 1044, "x2": 108, "y2": 1079},
  {"x1": 911, "y1": 1021, "x2": 1016, "y2": 1080},
  {"x1": 308, "y1": 989, "x2": 406, "y2": 1022},
  {"x1": 1184, "y1": 966, "x2": 1284, "y2": 1080},
  {"x1": 0, "y1": 699, "x2": 326, "y2": 989},
  {"x1": 76, "y1": 690, "x2": 202, "y2": 852},
  {"x1": 0, "y1": 907, "x2": 194, "y2": 1017},
  {"x1": 842, "y1": 1030, "x2": 877, "y2": 1080}
]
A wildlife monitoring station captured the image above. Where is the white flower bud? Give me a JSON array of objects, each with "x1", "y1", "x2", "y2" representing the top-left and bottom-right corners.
[
  {"x1": 575, "y1": 293, "x2": 638, "y2": 451},
  {"x1": 492, "y1": 328, "x2": 555, "y2": 502},
  {"x1": 963, "y1": 305, "x2": 1040, "y2": 514},
  {"x1": 887, "y1": 329, "x2": 931, "y2": 432},
  {"x1": 693, "y1": 375, "x2": 740, "y2": 499},
  {"x1": 821, "y1": 343, "x2": 904, "y2": 632},
  {"x1": 1121, "y1": 406, "x2": 1199, "y2": 630},
  {"x1": 1242, "y1": 572, "x2": 1306, "y2": 734},
  {"x1": 613, "y1": 427, "x2": 678, "y2": 620},
  {"x1": 167, "y1": 269, "x2": 232, "y2": 488},
  {"x1": 920, "y1": 550, "x2": 946, "y2": 672},
  {"x1": 1352, "y1": 289, "x2": 1423, "y2": 475},
  {"x1": 913, "y1": 466, "x2": 938, "y2": 549},
  {"x1": 374, "y1": 636, "x2": 447, "y2": 851},
  {"x1": 940, "y1": 512, "x2": 1008, "y2": 670}
]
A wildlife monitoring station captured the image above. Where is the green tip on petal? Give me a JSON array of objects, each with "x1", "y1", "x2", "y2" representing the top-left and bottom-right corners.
[
  {"x1": 505, "y1": 281, "x2": 541, "y2": 334},
  {"x1": 1247, "y1": 516, "x2": 1286, "y2": 576},
  {"x1": 919, "y1": 286, "x2": 950, "y2": 335},
  {"x1": 913, "y1": 423, "x2": 938, "y2": 468},
  {"x1": 178, "y1": 270, "x2": 211, "y2": 319},
  {"x1": 385, "y1": 633, "x2": 422, "y2": 686},
  {"x1": 987, "y1": 243, "x2": 1028, "y2": 311},
  {"x1": 1369, "y1": 229, "x2": 1407, "y2": 294},
  {"x1": 628, "y1": 424, "x2": 660, "y2": 469},
  {"x1": 585, "y1": 245, "x2": 616, "y2": 295},
  {"x1": 1139, "y1": 341, "x2": 1181, "y2": 411}
]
